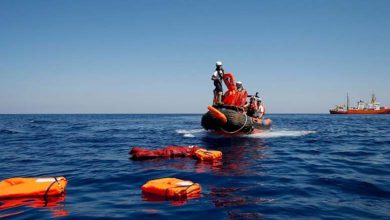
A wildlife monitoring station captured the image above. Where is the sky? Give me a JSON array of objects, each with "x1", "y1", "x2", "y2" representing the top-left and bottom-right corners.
[{"x1": 0, "y1": 0, "x2": 389, "y2": 113}]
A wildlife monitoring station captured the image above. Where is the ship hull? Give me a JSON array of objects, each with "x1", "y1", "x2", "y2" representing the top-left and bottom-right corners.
[{"x1": 330, "y1": 109, "x2": 390, "y2": 114}]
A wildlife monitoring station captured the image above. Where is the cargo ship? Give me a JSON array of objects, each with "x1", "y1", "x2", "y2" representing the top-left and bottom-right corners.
[{"x1": 330, "y1": 94, "x2": 390, "y2": 114}]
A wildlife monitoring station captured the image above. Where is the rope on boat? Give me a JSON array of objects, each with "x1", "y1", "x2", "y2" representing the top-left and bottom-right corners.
[{"x1": 220, "y1": 113, "x2": 249, "y2": 134}]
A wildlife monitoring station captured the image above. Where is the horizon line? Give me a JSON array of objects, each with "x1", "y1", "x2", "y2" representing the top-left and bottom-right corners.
[{"x1": 0, "y1": 112, "x2": 332, "y2": 115}]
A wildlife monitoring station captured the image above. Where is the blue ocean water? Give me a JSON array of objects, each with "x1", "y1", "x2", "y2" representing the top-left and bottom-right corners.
[{"x1": 0, "y1": 114, "x2": 389, "y2": 219}]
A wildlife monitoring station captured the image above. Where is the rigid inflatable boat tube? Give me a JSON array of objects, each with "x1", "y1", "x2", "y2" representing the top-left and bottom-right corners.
[
  {"x1": 0, "y1": 177, "x2": 67, "y2": 199},
  {"x1": 207, "y1": 105, "x2": 227, "y2": 124}
]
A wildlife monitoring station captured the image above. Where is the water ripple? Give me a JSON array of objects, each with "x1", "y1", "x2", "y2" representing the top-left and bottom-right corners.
[{"x1": 0, "y1": 114, "x2": 389, "y2": 219}]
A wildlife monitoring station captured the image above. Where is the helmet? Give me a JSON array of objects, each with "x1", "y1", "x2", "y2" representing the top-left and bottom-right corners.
[
  {"x1": 216, "y1": 61, "x2": 223, "y2": 66},
  {"x1": 236, "y1": 81, "x2": 242, "y2": 89}
]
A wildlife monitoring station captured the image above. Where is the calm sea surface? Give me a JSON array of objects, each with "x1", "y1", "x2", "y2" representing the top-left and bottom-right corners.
[{"x1": 0, "y1": 114, "x2": 389, "y2": 219}]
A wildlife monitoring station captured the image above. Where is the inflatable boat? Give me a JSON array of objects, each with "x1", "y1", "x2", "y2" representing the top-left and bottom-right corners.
[
  {"x1": 202, "y1": 72, "x2": 272, "y2": 136},
  {"x1": 202, "y1": 105, "x2": 272, "y2": 136}
]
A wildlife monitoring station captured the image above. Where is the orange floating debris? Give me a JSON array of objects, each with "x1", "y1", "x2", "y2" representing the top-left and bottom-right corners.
[
  {"x1": 194, "y1": 149, "x2": 222, "y2": 161},
  {"x1": 141, "y1": 178, "x2": 201, "y2": 199},
  {"x1": 0, "y1": 177, "x2": 67, "y2": 199}
]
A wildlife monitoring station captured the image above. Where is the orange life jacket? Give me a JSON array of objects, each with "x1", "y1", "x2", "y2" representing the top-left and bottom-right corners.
[
  {"x1": 222, "y1": 73, "x2": 238, "y2": 106},
  {"x1": 0, "y1": 177, "x2": 67, "y2": 199},
  {"x1": 141, "y1": 178, "x2": 201, "y2": 199},
  {"x1": 234, "y1": 89, "x2": 248, "y2": 107},
  {"x1": 194, "y1": 149, "x2": 222, "y2": 161}
]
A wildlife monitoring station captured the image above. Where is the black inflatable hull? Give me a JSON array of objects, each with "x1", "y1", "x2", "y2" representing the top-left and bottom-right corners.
[{"x1": 201, "y1": 106, "x2": 271, "y2": 135}]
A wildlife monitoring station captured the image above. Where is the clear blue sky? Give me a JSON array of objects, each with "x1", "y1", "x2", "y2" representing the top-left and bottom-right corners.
[{"x1": 1, "y1": 0, "x2": 389, "y2": 113}]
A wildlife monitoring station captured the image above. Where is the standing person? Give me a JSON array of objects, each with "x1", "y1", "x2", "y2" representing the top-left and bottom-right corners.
[{"x1": 211, "y1": 61, "x2": 225, "y2": 105}]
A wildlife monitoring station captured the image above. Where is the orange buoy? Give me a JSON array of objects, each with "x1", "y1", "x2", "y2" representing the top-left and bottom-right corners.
[
  {"x1": 141, "y1": 178, "x2": 201, "y2": 199},
  {"x1": 207, "y1": 105, "x2": 227, "y2": 124},
  {"x1": 263, "y1": 119, "x2": 272, "y2": 126},
  {"x1": 194, "y1": 149, "x2": 222, "y2": 161},
  {"x1": 0, "y1": 177, "x2": 67, "y2": 199}
]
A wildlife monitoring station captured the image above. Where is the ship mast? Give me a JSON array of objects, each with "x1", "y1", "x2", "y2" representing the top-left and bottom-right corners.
[
  {"x1": 347, "y1": 93, "x2": 349, "y2": 110},
  {"x1": 371, "y1": 93, "x2": 376, "y2": 104}
]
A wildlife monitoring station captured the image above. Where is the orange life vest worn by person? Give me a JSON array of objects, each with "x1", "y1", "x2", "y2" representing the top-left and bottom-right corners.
[{"x1": 234, "y1": 81, "x2": 248, "y2": 107}]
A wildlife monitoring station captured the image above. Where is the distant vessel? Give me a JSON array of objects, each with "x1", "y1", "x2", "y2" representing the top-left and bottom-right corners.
[{"x1": 330, "y1": 94, "x2": 390, "y2": 114}]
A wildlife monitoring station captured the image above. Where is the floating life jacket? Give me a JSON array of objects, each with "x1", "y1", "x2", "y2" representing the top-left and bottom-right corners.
[
  {"x1": 130, "y1": 145, "x2": 200, "y2": 159},
  {"x1": 194, "y1": 149, "x2": 222, "y2": 161},
  {"x1": 0, "y1": 177, "x2": 67, "y2": 199},
  {"x1": 130, "y1": 145, "x2": 222, "y2": 161},
  {"x1": 141, "y1": 178, "x2": 201, "y2": 199}
]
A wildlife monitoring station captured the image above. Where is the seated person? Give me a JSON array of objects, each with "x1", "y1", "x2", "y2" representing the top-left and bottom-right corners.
[
  {"x1": 235, "y1": 81, "x2": 248, "y2": 107},
  {"x1": 254, "y1": 98, "x2": 265, "y2": 119},
  {"x1": 245, "y1": 96, "x2": 258, "y2": 117}
]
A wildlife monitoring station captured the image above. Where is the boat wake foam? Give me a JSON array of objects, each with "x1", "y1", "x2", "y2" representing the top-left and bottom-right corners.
[
  {"x1": 247, "y1": 130, "x2": 316, "y2": 138},
  {"x1": 176, "y1": 129, "x2": 205, "y2": 138},
  {"x1": 176, "y1": 129, "x2": 315, "y2": 138}
]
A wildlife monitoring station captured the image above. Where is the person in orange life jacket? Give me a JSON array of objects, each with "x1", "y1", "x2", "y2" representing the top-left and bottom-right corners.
[
  {"x1": 235, "y1": 81, "x2": 247, "y2": 107},
  {"x1": 211, "y1": 61, "x2": 225, "y2": 105},
  {"x1": 254, "y1": 98, "x2": 265, "y2": 119}
]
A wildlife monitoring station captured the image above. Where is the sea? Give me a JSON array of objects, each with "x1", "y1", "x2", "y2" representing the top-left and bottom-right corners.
[{"x1": 0, "y1": 114, "x2": 389, "y2": 219}]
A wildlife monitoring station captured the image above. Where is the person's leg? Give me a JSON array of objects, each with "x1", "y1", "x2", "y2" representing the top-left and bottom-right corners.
[
  {"x1": 215, "y1": 82, "x2": 223, "y2": 105},
  {"x1": 213, "y1": 89, "x2": 218, "y2": 105},
  {"x1": 217, "y1": 91, "x2": 223, "y2": 105}
]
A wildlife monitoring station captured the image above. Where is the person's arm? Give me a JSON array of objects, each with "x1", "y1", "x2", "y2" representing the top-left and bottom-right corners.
[
  {"x1": 211, "y1": 71, "x2": 218, "y2": 80},
  {"x1": 258, "y1": 105, "x2": 264, "y2": 118}
]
